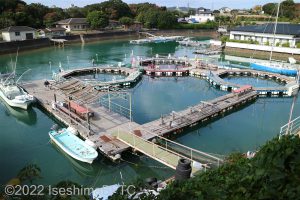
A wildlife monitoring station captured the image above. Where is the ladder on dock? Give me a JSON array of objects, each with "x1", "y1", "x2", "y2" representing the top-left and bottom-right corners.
[{"x1": 114, "y1": 128, "x2": 224, "y2": 174}]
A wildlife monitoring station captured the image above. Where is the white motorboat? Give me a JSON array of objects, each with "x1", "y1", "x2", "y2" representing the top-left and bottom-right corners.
[
  {"x1": 0, "y1": 80, "x2": 35, "y2": 110},
  {"x1": 49, "y1": 126, "x2": 98, "y2": 164}
]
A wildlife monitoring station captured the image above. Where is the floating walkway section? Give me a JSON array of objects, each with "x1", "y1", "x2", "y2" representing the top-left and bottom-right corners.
[
  {"x1": 130, "y1": 32, "x2": 184, "y2": 44},
  {"x1": 55, "y1": 66, "x2": 142, "y2": 90},
  {"x1": 142, "y1": 90, "x2": 258, "y2": 136},
  {"x1": 113, "y1": 130, "x2": 223, "y2": 174},
  {"x1": 178, "y1": 38, "x2": 210, "y2": 47},
  {"x1": 190, "y1": 68, "x2": 299, "y2": 97}
]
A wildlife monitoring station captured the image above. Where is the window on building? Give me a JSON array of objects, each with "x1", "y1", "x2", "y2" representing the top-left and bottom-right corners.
[
  {"x1": 15, "y1": 32, "x2": 20, "y2": 36},
  {"x1": 234, "y1": 35, "x2": 241, "y2": 40}
]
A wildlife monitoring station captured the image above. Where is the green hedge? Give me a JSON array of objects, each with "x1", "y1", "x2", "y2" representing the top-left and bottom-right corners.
[
  {"x1": 297, "y1": 43, "x2": 300, "y2": 48},
  {"x1": 228, "y1": 39, "x2": 259, "y2": 45},
  {"x1": 282, "y1": 42, "x2": 290, "y2": 47}
]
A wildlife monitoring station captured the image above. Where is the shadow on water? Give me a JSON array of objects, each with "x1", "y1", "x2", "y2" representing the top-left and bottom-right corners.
[
  {"x1": 50, "y1": 141, "x2": 99, "y2": 178},
  {"x1": 1, "y1": 100, "x2": 37, "y2": 126}
]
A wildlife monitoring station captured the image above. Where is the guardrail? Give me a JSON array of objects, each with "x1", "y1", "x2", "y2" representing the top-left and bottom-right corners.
[
  {"x1": 117, "y1": 125, "x2": 224, "y2": 169},
  {"x1": 279, "y1": 116, "x2": 300, "y2": 136}
]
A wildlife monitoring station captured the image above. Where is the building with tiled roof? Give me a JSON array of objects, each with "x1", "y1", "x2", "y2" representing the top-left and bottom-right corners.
[
  {"x1": 1, "y1": 26, "x2": 36, "y2": 42},
  {"x1": 230, "y1": 23, "x2": 300, "y2": 47},
  {"x1": 55, "y1": 18, "x2": 89, "y2": 32}
]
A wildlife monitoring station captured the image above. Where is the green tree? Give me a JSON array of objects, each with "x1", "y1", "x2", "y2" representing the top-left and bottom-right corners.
[
  {"x1": 0, "y1": 0, "x2": 26, "y2": 13},
  {"x1": 119, "y1": 16, "x2": 134, "y2": 26},
  {"x1": 43, "y1": 12, "x2": 61, "y2": 27},
  {"x1": 87, "y1": 11, "x2": 109, "y2": 29},
  {"x1": 26, "y1": 3, "x2": 50, "y2": 28},
  {"x1": 263, "y1": 0, "x2": 296, "y2": 19},
  {"x1": 280, "y1": 0, "x2": 295, "y2": 19},
  {"x1": 157, "y1": 11, "x2": 177, "y2": 29},
  {"x1": 65, "y1": 6, "x2": 84, "y2": 18},
  {"x1": 84, "y1": 0, "x2": 132, "y2": 20},
  {"x1": 262, "y1": 3, "x2": 276, "y2": 15}
]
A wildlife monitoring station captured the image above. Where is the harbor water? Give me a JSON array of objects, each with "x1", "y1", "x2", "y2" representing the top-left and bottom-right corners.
[{"x1": 0, "y1": 39, "x2": 299, "y2": 187}]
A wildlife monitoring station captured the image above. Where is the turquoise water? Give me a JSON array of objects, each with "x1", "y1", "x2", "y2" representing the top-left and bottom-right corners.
[
  {"x1": 223, "y1": 76, "x2": 285, "y2": 88},
  {"x1": 0, "y1": 39, "x2": 299, "y2": 187}
]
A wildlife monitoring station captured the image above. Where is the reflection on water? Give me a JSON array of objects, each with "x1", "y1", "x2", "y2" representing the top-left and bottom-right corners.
[
  {"x1": 1, "y1": 100, "x2": 37, "y2": 126},
  {"x1": 223, "y1": 76, "x2": 285, "y2": 88},
  {"x1": 51, "y1": 141, "x2": 98, "y2": 178}
]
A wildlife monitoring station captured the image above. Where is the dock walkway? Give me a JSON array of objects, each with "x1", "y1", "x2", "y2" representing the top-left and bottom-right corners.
[
  {"x1": 19, "y1": 64, "x2": 298, "y2": 170},
  {"x1": 142, "y1": 91, "x2": 258, "y2": 136}
]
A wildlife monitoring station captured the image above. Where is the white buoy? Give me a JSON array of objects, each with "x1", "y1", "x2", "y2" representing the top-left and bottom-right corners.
[{"x1": 114, "y1": 154, "x2": 121, "y2": 160}]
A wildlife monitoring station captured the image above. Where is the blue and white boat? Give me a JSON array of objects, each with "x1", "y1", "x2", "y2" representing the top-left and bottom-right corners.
[
  {"x1": 49, "y1": 127, "x2": 98, "y2": 164},
  {"x1": 250, "y1": 62, "x2": 298, "y2": 76}
]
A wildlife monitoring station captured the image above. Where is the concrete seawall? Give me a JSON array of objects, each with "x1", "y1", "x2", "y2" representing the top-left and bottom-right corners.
[
  {"x1": 225, "y1": 47, "x2": 300, "y2": 61},
  {"x1": 0, "y1": 29, "x2": 217, "y2": 56},
  {"x1": 55, "y1": 30, "x2": 138, "y2": 43},
  {"x1": 0, "y1": 38, "x2": 51, "y2": 55}
]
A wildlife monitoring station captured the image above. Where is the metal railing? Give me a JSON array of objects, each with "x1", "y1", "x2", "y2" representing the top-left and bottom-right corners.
[
  {"x1": 99, "y1": 93, "x2": 132, "y2": 121},
  {"x1": 116, "y1": 125, "x2": 224, "y2": 170},
  {"x1": 280, "y1": 116, "x2": 300, "y2": 136}
]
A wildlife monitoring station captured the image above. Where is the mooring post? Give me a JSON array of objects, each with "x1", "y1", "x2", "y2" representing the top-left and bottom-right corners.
[
  {"x1": 172, "y1": 111, "x2": 175, "y2": 120},
  {"x1": 129, "y1": 93, "x2": 132, "y2": 122},
  {"x1": 68, "y1": 100, "x2": 71, "y2": 122},
  {"x1": 161, "y1": 115, "x2": 164, "y2": 125},
  {"x1": 108, "y1": 92, "x2": 111, "y2": 112},
  {"x1": 86, "y1": 104, "x2": 90, "y2": 132}
]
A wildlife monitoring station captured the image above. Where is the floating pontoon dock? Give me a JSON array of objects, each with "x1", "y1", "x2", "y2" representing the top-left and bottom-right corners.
[{"x1": 19, "y1": 59, "x2": 299, "y2": 172}]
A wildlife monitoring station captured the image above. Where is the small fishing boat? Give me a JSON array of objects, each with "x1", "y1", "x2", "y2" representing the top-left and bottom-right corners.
[
  {"x1": 49, "y1": 126, "x2": 98, "y2": 164},
  {"x1": 0, "y1": 79, "x2": 35, "y2": 110}
]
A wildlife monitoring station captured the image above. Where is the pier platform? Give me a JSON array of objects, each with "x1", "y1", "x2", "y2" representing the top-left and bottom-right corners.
[{"x1": 19, "y1": 63, "x2": 299, "y2": 171}]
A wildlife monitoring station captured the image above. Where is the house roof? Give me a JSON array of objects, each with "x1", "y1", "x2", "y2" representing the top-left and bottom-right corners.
[
  {"x1": 56, "y1": 18, "x2": 87, "y2": 25},
  {"x1": 1, "y1": 26, "x2": 36, "y2": 32},
  {"x1": 231, "y1": 23, "x2": 300, "y2": 36}
]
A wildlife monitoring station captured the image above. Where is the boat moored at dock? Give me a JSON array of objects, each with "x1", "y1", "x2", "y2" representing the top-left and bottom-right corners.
[
  {"x1": 250, "y1": 62, "x2": 298, "y2": 76},
  {"x1": 49, "y1": 126, "x2": 98, "y2": 164},
  {"x1": 0, "y1": 80, "x2": 35, "y2": 110}
]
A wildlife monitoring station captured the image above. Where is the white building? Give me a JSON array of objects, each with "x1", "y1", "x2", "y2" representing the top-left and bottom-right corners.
[
  {"x1": 1, "y1": 26, "x2": 36, "y2": 42},
  {"x1": 38, "y1": 27, "x2": 66, "y2": 39},
  {"x1": 56, "y1": 18, "x2": 89, "y2": 32},
  {"x1": 187, "y1": 8, "x2": 215, "y2": 23},
  {"x1": 230, "y1": 23, "x2": 300, "y2": 47},
  {"x1": 219, "y1": 7, "x2": 232, "y2": 14}
]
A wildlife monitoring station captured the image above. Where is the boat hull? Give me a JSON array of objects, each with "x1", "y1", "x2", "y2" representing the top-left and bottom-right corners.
[
  {"x1": 250, "y1": 63, "x2": 297, "y2": 76},
  {"x1": 0, "y1": 91, "x2": 32, "y2": 110},
  {"x1": 49, "y1": 130, "x2": 98, "y2": 164}
]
